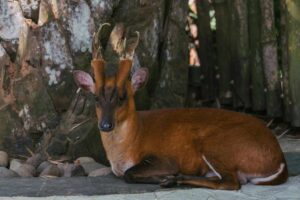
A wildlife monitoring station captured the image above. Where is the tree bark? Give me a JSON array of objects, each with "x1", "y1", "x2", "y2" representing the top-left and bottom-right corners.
[
  {"x1": 197, "y1": 0, "x2": 216, "y2": 102},
  {"x1": 285, "y1": 0, "x2": 300, "y2": 126},
  {"x1": 0, "y1": 0, "x2": 189, "y2": 159},
  {"x1": 214, "y1": 0, "x2": 232, "y2": 105},
  {"x1": 279, "y1": 0, "x2": 291, "y2": 121},
  {"x1": 231, "y1": 0, "x2": 251, "y2": 108},
  {"x1": 248, "y1": 0, "x2": 266, "y2": 111},
  {"x1": 151, "y1": 0, "x2": 189, "y2": 108},
  {"x1": 260, "y1": 0, "x2": 283, "y2": 117}
]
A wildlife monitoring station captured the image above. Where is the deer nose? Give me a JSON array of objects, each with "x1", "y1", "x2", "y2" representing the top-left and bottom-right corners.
[{"x1": 99, "y1": 121, "x2": 114, "y2": 132}]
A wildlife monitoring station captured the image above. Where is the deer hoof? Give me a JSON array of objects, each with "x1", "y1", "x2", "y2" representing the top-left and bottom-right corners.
[{"x1": 160, "y1": 175, "x2": 177, "y2": 188}]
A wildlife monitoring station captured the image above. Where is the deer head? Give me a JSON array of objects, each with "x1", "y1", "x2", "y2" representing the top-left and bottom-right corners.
[{"x1": 73, "y1": 23, "x2": 148, "y2": 132}]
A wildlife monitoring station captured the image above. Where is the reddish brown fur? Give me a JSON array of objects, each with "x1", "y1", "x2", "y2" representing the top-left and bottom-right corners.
[
  {"x1": 91, "y1": 59, "x2": 288, "y2": 190},
  {"x1": 92, "y1": 59, "x2": 105, "y2": 94}
]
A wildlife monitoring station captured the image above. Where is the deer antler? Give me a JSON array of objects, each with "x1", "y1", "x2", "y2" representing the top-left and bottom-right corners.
[
  {"x1": 124, "y1": 31, "x2": 140, "y2": 59},
  {"x1": 92, "y1": 23, "x2": 111, "y2": 59},
  {"x1": 91, "y1": 23, "x2": 110, "y2": 92},
  {"x1": 115, "y1": 31, "x2": 140, "y2": 90},
  {"x1": 109, "y1": 23, "x2": 140, "y2": 60},
  {"x1": 109, "y1": 23, "x2": 125, "y2": 57}
]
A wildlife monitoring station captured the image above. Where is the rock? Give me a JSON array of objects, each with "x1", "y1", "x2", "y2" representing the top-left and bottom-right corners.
[
  {"x1": 0, "y1": 167, "x2": 19, "y2": 178},
  {"x1": 38, "y1": 20, "x2": 75, "y2": 111},
  {"x1": 18, "y1": 0, "x2": 40, "y2": 23},
  {"x1": 9, "y1": 159, "x2": 24, "y2": 172},
  {"x1": 40, "y1": 164, "x2": 60, "y2": 177},
  {"x1": 26, "y1": 153, "x2": 46, "y2": 168},
  {"x1": 14, "y1": 49, "x2": 59, "y2": 132},
  {"x1": 0, "y1": 151, "x2": 8, "y2": 167},
  {"x1": 79, "y1": 161, "x2": 107, "y2": 174},
  {"x1": 13, "y1": 164, "x2": 36, "y2": 177},
  {"x1": 54, "y1": 0, "x2": 95, "y2": 54},
  {"x1": 89, "y1": 0, "x2": 117, "y2": 25},
  {"x1": 88, "y1": 167, "x2": 112, "y2": 177},
  {"x1": 0, "y1": 1, "x2": 25, "y2": 41},
  {"x1": 37, "y1": 161, "x2": 51, "y2": 175},
  {"x1": 58, "y1": 163, "x2": 85, "y2": 177},
  {"x1": 75, "y1": 157, "x2": 107, "y2": 174},
  {"x1": 70, "y1": 164, "x2": 86, "y2": 177},
  {"x1": 75, "y1": 157, "x2": 95, "y2": 164},
  {"x1": 57, "y1": 163, "x2": 65, "y2": 176}
]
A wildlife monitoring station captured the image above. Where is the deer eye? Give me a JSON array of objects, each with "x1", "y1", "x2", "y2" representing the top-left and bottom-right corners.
[
  {"x1": 118, "y1": 92, "x2": 127, "y2": 104},
  {"x1": 94, "y1": 95, "x2": 102, "y2": 107}
]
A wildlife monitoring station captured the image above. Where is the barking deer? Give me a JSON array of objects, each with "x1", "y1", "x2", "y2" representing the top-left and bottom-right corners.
[{"x1": 73, "y1": 24, "x2": 288, "y2": 190}]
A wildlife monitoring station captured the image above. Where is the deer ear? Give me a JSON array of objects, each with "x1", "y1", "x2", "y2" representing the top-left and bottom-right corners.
[
  {"x1": 131, "y1": 68, "x2": 148, "y2": 93},
  {"x1": 73, "y1": 70, "x2": 95, "y2": 94}
]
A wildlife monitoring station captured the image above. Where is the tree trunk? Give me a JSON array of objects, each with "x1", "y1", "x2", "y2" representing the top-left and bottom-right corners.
[
  {"x1": 248, "y1": 0, "x2": 266, "y2": 111},
  {"x1": 0, "y1": 0, "x2": 189, "y2": 160},
  {"x1": 197, "y1": 0, "x2": 216, "y2": 102},
  {"x1": 279, "y1": 0, "x2": 291, "y2": 121},
  {"x1": 214, "y1": 0, "x2": 232, "y2": 105},
  {"x1": 151, "y1": 0, "x2": 189, "y2": 108},
  {"x1": 285, "y1": 0, "x2": 300, "y2": 126},
  {"x1": 260, "y1": 0, "x2": 283, "y2": 117},
  {"x1": 231, "y1": 0, "x2": 251, "y2": 108}
]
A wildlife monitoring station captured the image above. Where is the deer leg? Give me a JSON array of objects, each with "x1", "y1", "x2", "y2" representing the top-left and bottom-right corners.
[
  {"x1": 160, "y1": 172, "x2": 240, "y2": 190},
  {"x1": 124, "y1": 156, "x2": 179, "y2": 184},
  {"x1": 160, "y1": 154, "x2": 240, "y2": 190}
]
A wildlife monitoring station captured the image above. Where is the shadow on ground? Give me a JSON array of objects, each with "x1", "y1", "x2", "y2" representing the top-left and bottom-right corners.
[{"x1": 285, "y1": 152, "x2": 300, "y2": 176}]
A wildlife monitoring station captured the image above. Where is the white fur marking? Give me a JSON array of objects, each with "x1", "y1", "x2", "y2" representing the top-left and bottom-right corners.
[
  {"x1": 110, "y1": 160, "x2": 134, "y2": 177},
  {"x1": 237, "y1": 171, "x2": 248, "y2": 184},
  {"x1": 202, "y1": 155, "x2": 222, "y2": 180},
  {"x1": 250, "y1": 163, "x2": 285, "y2": 184},
  {"x1": 205, "y1": 171, "x2": 219, "y2": 178}
]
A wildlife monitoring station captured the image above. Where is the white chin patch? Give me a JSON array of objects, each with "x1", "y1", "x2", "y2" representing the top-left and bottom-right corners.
[{"x1": 110, "y1": 160, "x2": 135, "y2": 177}]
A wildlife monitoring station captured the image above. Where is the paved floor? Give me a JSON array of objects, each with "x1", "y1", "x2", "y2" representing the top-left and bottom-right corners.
[
  {"x1": 0, "y1": 176, "x2": 299, "y2": 200},
  {"x1": 0, "y1": 136, "x2": 299, "y2": 199}
]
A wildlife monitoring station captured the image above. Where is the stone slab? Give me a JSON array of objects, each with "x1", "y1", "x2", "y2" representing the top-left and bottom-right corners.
[
  {"x1": 0, "y1": 176, "x2": 300, "y2": 200},
  {"x1": 0, "y1": 175, "x2": 160, "y2": 197},
  {"x1": 0, "y1": 137, "x2": 299, "y2": 198}
]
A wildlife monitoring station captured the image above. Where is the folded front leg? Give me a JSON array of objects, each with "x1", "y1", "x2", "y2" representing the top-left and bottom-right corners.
[
  {"x1": 160, "y1": 172, "x2": 241, "y2": 190},
  {"x1": 124, "y1": 156, "x2": 179, "y2": 184}
]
